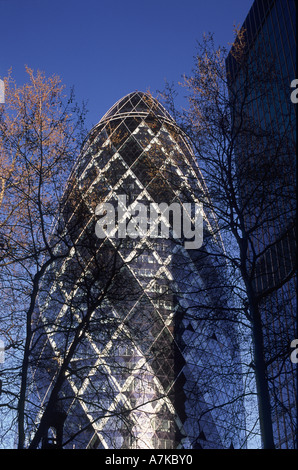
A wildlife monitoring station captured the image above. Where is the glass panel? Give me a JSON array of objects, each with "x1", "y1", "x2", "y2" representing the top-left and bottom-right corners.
[
  {"x1": 124, "y1": 116, "x2": 141, "y2": 133},
  {"x1": 110, "y1": 122, "x2": 130, "y2": 149},
  {"x1": 119, "y1": 136, "x2": 143, "y2": 167}
]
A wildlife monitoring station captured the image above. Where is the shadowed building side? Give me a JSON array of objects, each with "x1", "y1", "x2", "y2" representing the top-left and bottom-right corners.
[{"x1": 226, "y1": 0, "x2": 296, "y2": 448}]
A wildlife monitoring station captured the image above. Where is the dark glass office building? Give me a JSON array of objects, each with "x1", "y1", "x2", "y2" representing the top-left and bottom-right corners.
[
  {"x1": 31, "y1": 92, "x2": 245, "y2": 449},
  {"x1": 226, "y1": 0, "x2": 296, "y2": 448}
]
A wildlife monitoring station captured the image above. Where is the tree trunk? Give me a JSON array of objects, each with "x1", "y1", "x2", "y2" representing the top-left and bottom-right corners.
[
  {"x1": 17, "y1": 268, "x2": 43, "y2": 449},
  {"x1": 246, "y1": 281, "x2": 275, "y2": 449},
  {"x1": 17, "y1": 256, "x2": 64, "y2": 449}
]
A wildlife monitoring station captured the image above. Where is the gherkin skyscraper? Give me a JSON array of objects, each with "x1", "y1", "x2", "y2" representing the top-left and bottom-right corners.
[{"x1": 32, "y1": 92, "x2": 245, "y2": 449}]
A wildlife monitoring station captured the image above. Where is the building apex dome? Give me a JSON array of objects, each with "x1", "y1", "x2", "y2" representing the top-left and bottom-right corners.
[{"x1": 99, "y1": 91, "x2": 173, "y2": 124}]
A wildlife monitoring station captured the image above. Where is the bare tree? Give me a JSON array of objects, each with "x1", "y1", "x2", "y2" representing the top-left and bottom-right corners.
[
  {"x1": 0, "y1": 81, "x2": 183, "y2": 449},
  {"x1": 0, "y1": 67, "x2": 87, "y2": 448},
  {"x1": 159, "y1": 30, "x2": 296, "y2": 449}
]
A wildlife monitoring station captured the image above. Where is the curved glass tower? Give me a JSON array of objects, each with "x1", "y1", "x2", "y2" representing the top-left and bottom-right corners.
[{"x1": 32, "y1": 92, "x2": 245, "y2": 449}]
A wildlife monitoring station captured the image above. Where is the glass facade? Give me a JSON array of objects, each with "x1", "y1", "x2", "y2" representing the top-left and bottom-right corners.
[
  {"x1": 226, "y1": 0, "x2": 296, "y2": 448},
  {"x1": 31, "y1": 91, "x2": 245, "y2": 449}
]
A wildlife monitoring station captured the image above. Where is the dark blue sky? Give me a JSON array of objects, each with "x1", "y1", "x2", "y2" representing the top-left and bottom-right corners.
[{"x1": 1, "y1": 0, "x2": 253, "y2": 130}]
